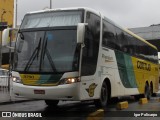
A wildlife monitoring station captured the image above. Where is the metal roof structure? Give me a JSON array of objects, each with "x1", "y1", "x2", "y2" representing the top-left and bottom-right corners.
[
  {"x1": 129, "y1": 24, "x2": 160, "y2": 40},
  {"x1": 129, "y1": 24, "x2": 160, "y2": 51}
]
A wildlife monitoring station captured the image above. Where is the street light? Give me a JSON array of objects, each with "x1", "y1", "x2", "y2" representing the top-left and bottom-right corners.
[
  {"x1": 50, "y1": 0, "x2": 52, "y2": 9},
  {"x1": 15, "y1": 0, "x2": 18, "y2": 28}
]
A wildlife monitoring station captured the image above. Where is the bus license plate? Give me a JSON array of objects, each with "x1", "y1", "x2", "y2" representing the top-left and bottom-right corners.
[{"x1": 34, "y1": 90, "x2": 45, "y2": 94}]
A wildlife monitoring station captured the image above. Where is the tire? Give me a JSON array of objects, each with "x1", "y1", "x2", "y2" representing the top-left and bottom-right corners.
[
  {"x1": 94, "y1": 82, "x2": 108, "y2": 108},
  {"x1": 150, "y1": 84, "x2": 157, "y2": 97},
  {"x1": 150, "y1": 84, "x2": 154, "y2": 97},
  {"x1": 144, "y1": 84, "x2": 151, "y2": 100},
  {"x1": 108, "y1": 97, "x2": 119, "y2": 104},
  {"x1": 45, "y1": 100, "x2": 59, "y2": 107},
  {"x1": 134, "y1": 95, "x2": 141, "y2": 101}
]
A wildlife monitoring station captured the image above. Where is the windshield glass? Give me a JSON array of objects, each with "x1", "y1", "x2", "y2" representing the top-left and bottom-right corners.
[
  {"x1": 14, "y1": 28, "x2": 79, "y2": 73},
  {"x1": 21, "y1": 10, "x2": 83, "y2": 29}
]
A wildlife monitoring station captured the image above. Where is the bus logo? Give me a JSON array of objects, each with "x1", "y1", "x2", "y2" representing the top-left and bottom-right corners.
[
  {"x1": 137, "y1": 61, "x2": 151, "y2": 71},
  {"x1": 86, "y1": 83, "x2": 97, "y2": 97}
]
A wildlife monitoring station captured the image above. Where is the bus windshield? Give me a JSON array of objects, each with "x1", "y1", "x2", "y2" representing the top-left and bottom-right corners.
[
  {"x1": 13, "y1": 10, "x2": 83, "y2": 73},
  {"x1": 14, "y1": 28, "x2": 79, "y2": 73}
]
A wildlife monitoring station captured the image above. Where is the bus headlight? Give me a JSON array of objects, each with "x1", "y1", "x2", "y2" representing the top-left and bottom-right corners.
[
  {"x1": 59, "y1": 77, "x2": 80, "y2": 85},
  {"x1": 12, "y1": 76, "x2": 22, "y2": 83}
]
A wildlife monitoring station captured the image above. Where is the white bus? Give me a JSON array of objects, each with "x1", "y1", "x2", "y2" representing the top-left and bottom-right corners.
[{"x1": 2, "y1": 7, "x2": 159, "y2": 107}]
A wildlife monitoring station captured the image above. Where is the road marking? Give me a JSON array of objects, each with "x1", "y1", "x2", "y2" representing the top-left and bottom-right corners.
[{"x1": 87, "y1": 109, "x2": 104, "y2": 120}]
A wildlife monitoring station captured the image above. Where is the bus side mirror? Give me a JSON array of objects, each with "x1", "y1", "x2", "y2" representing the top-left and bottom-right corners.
[
  {"x1": 77, "y1": 23, "x2": 88, "y2": 44},
  {"x1": 2, "y1": 28, "x2": 18, "y2": 49},
  {"x1": 2, "y1": 28, "x2": 10, "y2": 47},
  {"x1": 17, "y1": 40, "x2": 24, "y2": 53}
]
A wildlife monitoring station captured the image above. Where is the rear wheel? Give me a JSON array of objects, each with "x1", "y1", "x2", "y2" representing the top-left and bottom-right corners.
[
  {"x1": 150, "y1": 83, "x2": 157, "y2": 97},
  {"x1": 150, "y1": 83, "x2": 154, "y2": 97},
  {"x1": 134, "y1": 95, "x2": 141, "y2": 101},
  {"x1": 45, "y1": 100, "x2": 59, "y2": 107},
  {"x1": 94, "y1": 82, "x2": 108, "y2": 108},
  {"x1": 144, "y1": 83, "x2": 151, "y2": 100}
]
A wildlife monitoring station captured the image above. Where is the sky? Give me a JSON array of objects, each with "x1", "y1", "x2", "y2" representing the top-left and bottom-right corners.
[{"x1": 17, "y1": 0, "x2": 160, "y2": 28}]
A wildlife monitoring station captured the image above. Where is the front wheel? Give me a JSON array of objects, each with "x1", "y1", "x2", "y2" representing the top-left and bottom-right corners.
[
  {"x1": 45, "y1": 100, "x2": 59, "y2": 107},
  {"x1": 94, "y1": 82, "x2": 108, "y2": 108}
]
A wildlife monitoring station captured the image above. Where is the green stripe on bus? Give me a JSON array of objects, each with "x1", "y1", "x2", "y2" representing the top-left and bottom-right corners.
[
  {"x1": 36, "y1": 74, "x2": 63, "y2": 84},
  {"x1": 115, "y1": 51, "x2": 137, "y2": 88}
]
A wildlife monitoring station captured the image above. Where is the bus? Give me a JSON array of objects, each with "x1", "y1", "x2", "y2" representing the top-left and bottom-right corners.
[{"x1": 2, "y1": 7, "x2": 159, "y2": 107}]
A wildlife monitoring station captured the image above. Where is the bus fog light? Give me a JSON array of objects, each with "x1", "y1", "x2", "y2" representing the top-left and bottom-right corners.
[{"x1": 59, "y1": 77, "x2": 80, "y2": 85}]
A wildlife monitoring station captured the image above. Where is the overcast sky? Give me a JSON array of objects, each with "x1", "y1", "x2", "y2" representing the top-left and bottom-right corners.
[{"x1": 17, "y1": 0, "x2": 160, "y2": 28}]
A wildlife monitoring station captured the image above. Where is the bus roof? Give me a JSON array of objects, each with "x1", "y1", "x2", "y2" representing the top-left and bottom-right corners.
[{"x1": 27, "y1": 7, "x2": 100, "y2": 16}]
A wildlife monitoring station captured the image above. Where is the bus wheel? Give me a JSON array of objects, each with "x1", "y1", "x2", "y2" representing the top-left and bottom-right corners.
[
  {"x1": 150, "y1": 84, "x2": 153, "y2": 97},
  {"x1": 144, "y1": 84, "x2": 151, "y2": 100},
  {"x1": 150, "y1": 84, "x2": 156, "y2": 97},
  {"x1": 45, "y1": 100, "x2": 59, "y2": 107},
  {"x1": 94, "y1": 82, "x2": 108, "y2": 108},
  {"x1": 134, "y1": 95, "x2": 141, "y2": 101}
]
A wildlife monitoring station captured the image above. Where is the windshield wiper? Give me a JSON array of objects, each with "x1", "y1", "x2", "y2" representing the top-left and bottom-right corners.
[
  {"x1": 24, "y1": 38, "x2": 41, "y2": 71},
  {"x1": 40, "y1": 38, "x2": 56, "y2": 72}
]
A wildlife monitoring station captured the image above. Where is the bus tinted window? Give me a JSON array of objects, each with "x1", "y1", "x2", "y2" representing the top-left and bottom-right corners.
[
  {"x1": 81, "y1": 12, "x2": 100, "y2": 76},
  {"x1": 115, "y1": 28, "x2": 124, "y2": 51},
  {"x1": 102, "y1": 21, "x2": 116, "y2": 49},
  {"x1": 102, "y1": 19, "x2": 158, "y2": 64},
  {"x1": 125, "y1": 34, "x2": 136, "y2": 55}
]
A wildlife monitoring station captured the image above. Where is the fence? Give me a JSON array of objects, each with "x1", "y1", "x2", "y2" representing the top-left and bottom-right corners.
[
  {"x1": 0, "y1": 69, "x2": 10, "y2": 92},
  {"x1": 0, "y1": 76, "x2": 9, "y2": 89}
]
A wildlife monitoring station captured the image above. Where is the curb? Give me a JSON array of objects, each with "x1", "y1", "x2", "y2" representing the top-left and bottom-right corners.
[
  {"x1": 139, "y1": 98, "x2": 148, "y2": 104},
  {"x1": 117, "y1": 101, "x2": 128, "y2": 110}
]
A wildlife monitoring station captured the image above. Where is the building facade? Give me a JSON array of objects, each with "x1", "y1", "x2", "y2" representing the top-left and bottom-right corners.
[{"x1": 0, "y1": 0, "x2": 14, "y2": 67}]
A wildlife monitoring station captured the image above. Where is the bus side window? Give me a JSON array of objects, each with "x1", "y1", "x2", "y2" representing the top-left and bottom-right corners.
[
  {"x1": 127, "y1": 35, "x2": 136, "y2": 55},
  {"x1": 115, "y1": 28, "x2": 123, "y2": 51},
  {"x1": 124, "y1": 34, "x2": 135, "y2": 55},
  {"x1": 121, "y1": 33, "x2": 128, "y2": 53},
  {"x1": 81, "y1": 12, "x2": 100, "y2": 76},
  {"x1": 102, "y1": 20, "x2": 116, "y2": 49}
]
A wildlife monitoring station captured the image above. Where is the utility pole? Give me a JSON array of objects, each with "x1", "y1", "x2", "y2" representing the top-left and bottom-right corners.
[
  {"x1": 15, "y1": 0, "x2": 18, "y2": 28},
  {"x1": 50, "y1": 0, "x2": 52, "y2": 9}
]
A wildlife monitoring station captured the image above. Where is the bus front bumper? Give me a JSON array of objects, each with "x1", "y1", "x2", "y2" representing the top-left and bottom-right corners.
[{"x1": 12, "y1": 82, "x2": 80, "y2": 100}]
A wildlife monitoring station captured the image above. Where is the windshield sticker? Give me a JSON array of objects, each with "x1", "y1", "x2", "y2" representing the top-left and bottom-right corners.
[{"x1": 47, "y1": 33, "x2": 54, "y2": 41}]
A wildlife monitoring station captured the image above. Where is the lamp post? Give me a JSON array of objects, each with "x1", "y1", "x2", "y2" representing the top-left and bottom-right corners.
[
  {"x1": 50, "y1": 0, "x2": 52, "y2": 9},
  {"x1": 15, "y1": 0, "x2": 18, "y2": 28}
]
